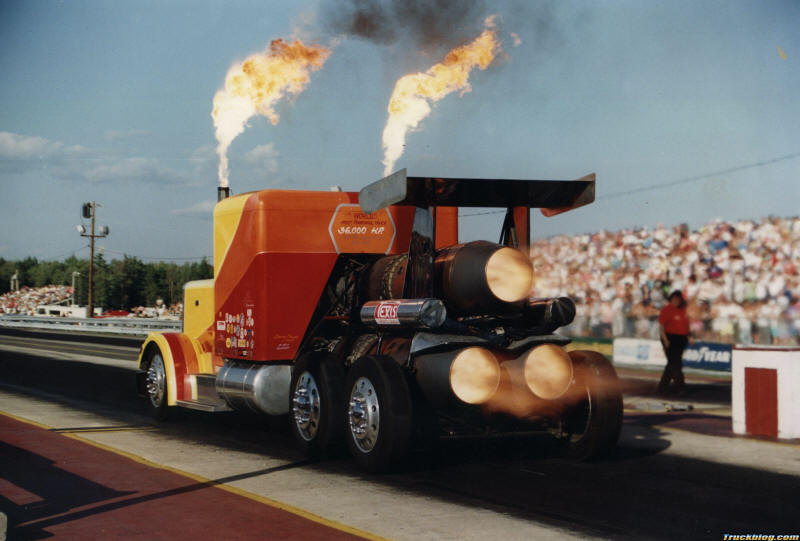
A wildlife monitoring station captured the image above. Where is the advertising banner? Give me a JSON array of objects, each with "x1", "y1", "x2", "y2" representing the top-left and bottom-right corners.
[
  {"x1": 682, "y1": 341, "x2": 732, "y2": 371},
  {"x1": 612, "y1": 338, "x2": 731, "y2": 372},
  {"x1": 612, "y1": 338, "x2": 666, "y2": 367}
]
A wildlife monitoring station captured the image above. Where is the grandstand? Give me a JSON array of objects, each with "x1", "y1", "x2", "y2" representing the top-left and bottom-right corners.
[
  {"x1": 0, "y1": 285, "x2": 74, "y2": 316},
  {"x1": 532, "y1": 215, "x2": 800, "y2": 345}
]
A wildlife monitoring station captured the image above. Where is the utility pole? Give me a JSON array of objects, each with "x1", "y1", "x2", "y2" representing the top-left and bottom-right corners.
[
  {"x1": 71, "y1": 271, "x2": 80, "y2": 307},
  {"x1": 78, "y1": 202, "x2": 109, "y2": 318}
]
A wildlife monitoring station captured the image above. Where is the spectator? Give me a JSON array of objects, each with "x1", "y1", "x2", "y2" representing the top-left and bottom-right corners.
[
  {"x1": 531, "y1": 215, "x2": 800, "y2": 345},
  {"x1": 657, "y1": 291, "x2": 690, "y2": 395}
]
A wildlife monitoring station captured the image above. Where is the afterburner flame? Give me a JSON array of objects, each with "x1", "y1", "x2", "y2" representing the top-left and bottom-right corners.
[
  {"x1": 523, "y1": 345, "x2": 573, "y2": 400},
  {"x1": 449, "y1": 347, "x2": 501, "y2": 404},
  {"x1": 212, "y1": 39, "x2": 331, "y2": 187},
  {"x1": 485, "y1": 247, "x2": 534, "y2": 302},
  {"x1": 381, "y1": 18, "x2": 501, "y2": 175}
]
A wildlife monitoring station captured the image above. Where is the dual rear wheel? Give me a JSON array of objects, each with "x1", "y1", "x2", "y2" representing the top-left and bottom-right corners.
[{"x1": 289, "y1": 354, "x2": 412, "y2": 472}]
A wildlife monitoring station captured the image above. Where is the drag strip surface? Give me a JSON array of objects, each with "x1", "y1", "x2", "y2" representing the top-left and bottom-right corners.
[
  {"x1": 1, "y1": 332, "x2": 798, "y2": 540},
  {"x1": 0, "y1": 332, "x2": 140, "y2": 361},
  {"x1": 1, "y1": 413, "x2": 372, "y2": 541}
]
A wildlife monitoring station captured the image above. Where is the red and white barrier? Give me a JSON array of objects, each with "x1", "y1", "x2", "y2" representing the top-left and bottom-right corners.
[{"x1": 732, "y1": 346, "x2": 800, "y2": 439}]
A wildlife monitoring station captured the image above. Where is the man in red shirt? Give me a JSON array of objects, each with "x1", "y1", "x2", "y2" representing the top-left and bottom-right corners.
[{"x1": 657, "y1": 291, "x2": 690, "y2": 395}]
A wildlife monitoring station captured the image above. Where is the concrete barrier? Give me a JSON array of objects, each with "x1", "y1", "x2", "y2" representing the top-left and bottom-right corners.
[{"x1": 732, "y1": 345, "x2": 800, "y2": 439}]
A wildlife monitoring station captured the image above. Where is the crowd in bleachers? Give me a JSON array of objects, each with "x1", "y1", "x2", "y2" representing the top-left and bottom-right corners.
[
  {"x1": 0, "y1": 286, "x2": 182, "y2": 319},
  {"x1": 532, "y1": 216, "x2": 800, "y2": 345},
  {"x1": 0, "y1": 285, "x2": 74, "y2": 315}
]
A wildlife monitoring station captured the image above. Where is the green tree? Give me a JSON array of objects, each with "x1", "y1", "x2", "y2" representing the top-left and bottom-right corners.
[{"x1": 2, "y1": 255, "x2": 214, "y2": 311}]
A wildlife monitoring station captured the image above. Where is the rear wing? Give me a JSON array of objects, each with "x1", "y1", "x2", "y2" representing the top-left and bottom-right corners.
[{"x1": 359, "y1": 169, "x2": 595, "y2": 216}]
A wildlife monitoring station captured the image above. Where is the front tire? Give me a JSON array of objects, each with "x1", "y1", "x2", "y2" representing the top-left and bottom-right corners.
[
  {"x1": 143, "y1": 346, "x2": 169, "y2": 421},
  {"x1": 289, "y1": 352, "x2": 345, "y2": 457},
  {"x1": 345, "y1": 355, "x2": 413, "y2": 472},
  {"x1": 560, "y1": 350, "x2": 623, "y2": 460}
]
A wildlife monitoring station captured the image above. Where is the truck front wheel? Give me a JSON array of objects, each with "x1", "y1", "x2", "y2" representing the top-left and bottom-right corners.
[
  {"x1": 345, "y1": 355, "x2": 413, "y2": 472},
  {"x1": 143, "y1": 346, "x2": 169, "y2": 421},
  {"x1": 289, "y1": 353, "x2": 345, "y2": 457}
]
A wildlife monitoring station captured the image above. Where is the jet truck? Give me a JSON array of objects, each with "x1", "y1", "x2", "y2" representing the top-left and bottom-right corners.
[{"x1": 137, "y1": 170, "x2": 622, "y2": 471}]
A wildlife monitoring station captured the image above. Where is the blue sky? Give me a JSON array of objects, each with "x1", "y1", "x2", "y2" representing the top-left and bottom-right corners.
[{"x1": 1, "y1": 0, "x2": 798, "y2": 261}]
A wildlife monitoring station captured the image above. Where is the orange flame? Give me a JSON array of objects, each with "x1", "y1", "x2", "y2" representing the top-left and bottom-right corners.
[
  {"x1": 381, "y1": 17, "x2": 501, "y2": 176},
  {"x1": 212, "y1": 39, "x2": 331, "y2": 187}
]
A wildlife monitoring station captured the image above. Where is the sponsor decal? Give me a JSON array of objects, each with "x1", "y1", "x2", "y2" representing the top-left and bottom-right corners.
[
  {"x1": 374, "y1": 301, "x2": 400, "y2": 325},
  {"x1": 216, "y1": 320, "x2": 225, "y2": 331},
  {"x1": 273, "y1": 333, "x2": 298, "y2": 352},
  {"x1": 328, "y1": 204, "x2": 396, "y2": 254}
]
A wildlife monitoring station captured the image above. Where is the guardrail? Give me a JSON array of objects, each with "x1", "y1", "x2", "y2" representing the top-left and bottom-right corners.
[{"x1": 0, "y1": 315, "x2": 182, "y2": 336}]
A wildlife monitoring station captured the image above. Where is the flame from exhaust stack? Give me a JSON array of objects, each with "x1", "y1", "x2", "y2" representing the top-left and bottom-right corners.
[
  {"x1": 212, "y1": 39, "x2": 331, "y2": 187},
  {"x1": 381, "y1": 17, "x2": 501, "y2": 176}
]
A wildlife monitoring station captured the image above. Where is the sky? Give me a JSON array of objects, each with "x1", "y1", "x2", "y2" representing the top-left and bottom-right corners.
[{"x1": 0, "y1": 0, "x2": 798, "y2": 262}]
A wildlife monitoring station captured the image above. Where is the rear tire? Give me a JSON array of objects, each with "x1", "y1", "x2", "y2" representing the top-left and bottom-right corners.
[
  {"x1": 345, "y1": 355, "x2": 413, "y2": 472},
  {"x1": 560, "y1": 350, "x2": 623, "y2": 460},
  {"x1": 289, "y1": 352, "x2": 345, "y2": 457},
  {"x1": 143, "y1": 345, "x2": 169, "y2": 421}
]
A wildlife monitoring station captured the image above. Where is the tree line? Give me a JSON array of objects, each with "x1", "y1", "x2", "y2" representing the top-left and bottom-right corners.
[{"x1": 0, "y1": 255, "x2": 213, "y2": 310}]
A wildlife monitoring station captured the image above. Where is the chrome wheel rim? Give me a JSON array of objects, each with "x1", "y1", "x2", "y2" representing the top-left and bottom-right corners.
[
  {"x1": 292, "y1": 371, "x2": 320, "y2": 442},
  {"x1": 348, "y1": 377, "x2": 380, "y2": 453},
  {"x1": 146, "y1": 352, "x2": 166, "y2": 408}
]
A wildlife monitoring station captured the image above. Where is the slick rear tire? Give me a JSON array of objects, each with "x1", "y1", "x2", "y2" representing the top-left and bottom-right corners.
[
  {"x1": 560, "y1": 350, "x2": 623, "y2": 461},
  {"x1": 142, "y1": 344, "x2": 169, "y2": 421},
  {"x1": 345, "y1": 355, "x2": 413, "y2": 473},
  {"x1": 289, "y1": 352, "x2": 346, "y2": 457}
]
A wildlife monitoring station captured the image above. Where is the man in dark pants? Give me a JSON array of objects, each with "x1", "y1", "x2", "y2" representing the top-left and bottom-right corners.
[{"x1": 657, "y1": 291, "x2": 690, "y2": 395}]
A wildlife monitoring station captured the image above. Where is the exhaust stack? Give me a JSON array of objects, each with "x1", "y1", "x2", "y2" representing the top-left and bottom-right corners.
[{"x1": 218, "y1": 186, "x2": 230, "y2": 201}]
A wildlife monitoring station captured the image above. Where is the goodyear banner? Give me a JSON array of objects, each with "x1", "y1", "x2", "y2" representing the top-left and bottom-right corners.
[
  {"x1": 612, "y1": 338, "x2": 731, "y2": 372},
  {"x1": 682, "y1": 341, "x2": 732, "y2": 371}
]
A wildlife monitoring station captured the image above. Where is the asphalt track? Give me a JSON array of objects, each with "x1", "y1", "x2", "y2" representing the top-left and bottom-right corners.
[{"x1": 0, "y1": 328, "x2": 798, "y2": 540}]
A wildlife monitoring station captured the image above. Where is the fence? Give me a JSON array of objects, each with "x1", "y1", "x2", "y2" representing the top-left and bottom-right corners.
[{"x1": 0, "y1": 315, "x2": 181, "y2": 336}]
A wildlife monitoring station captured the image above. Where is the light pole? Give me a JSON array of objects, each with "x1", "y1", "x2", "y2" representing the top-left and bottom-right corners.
[
  {"x1": 71, "y1": 271, "x2": 80, "y2": 307},
  {"x1": 77, "y1": 202, "x2": 109, "y2": 318}
]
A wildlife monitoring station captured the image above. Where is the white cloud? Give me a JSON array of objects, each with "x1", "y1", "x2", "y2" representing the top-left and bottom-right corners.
[
  {"x1": 71, "y1": 157, "x2": 191, "y2": 184},
  {"x1": 171, "y1": 200, "x2": 216, "y2": 216},
  {"x1": 104, "y1": 129, "x2": 151, "y2": 141},
  {"x1": 0, "y1": 131, "x2": 82, "y2": 160},
  {"x1": 0, "y1": 130, "x2": 195, "y2": 185},
  {"x1": 244, "y1": 143, "x2": 279, "y2": 173}
]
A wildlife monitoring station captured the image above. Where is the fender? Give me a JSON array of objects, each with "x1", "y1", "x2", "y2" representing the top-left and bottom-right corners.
[{"x1": 138, "y1": 332, "x2": 202, "y2": 405}]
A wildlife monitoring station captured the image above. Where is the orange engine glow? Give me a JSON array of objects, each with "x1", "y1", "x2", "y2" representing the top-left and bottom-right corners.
[
  {"x1": 523, "y1": 344, "x2": 574, "y2": 400},
  {"x1": 449, "y1": 347, "x2": 501, "y2": 404},
  {"x1": 485, "y1": 247, "x2": 534, "y2": 302}
]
